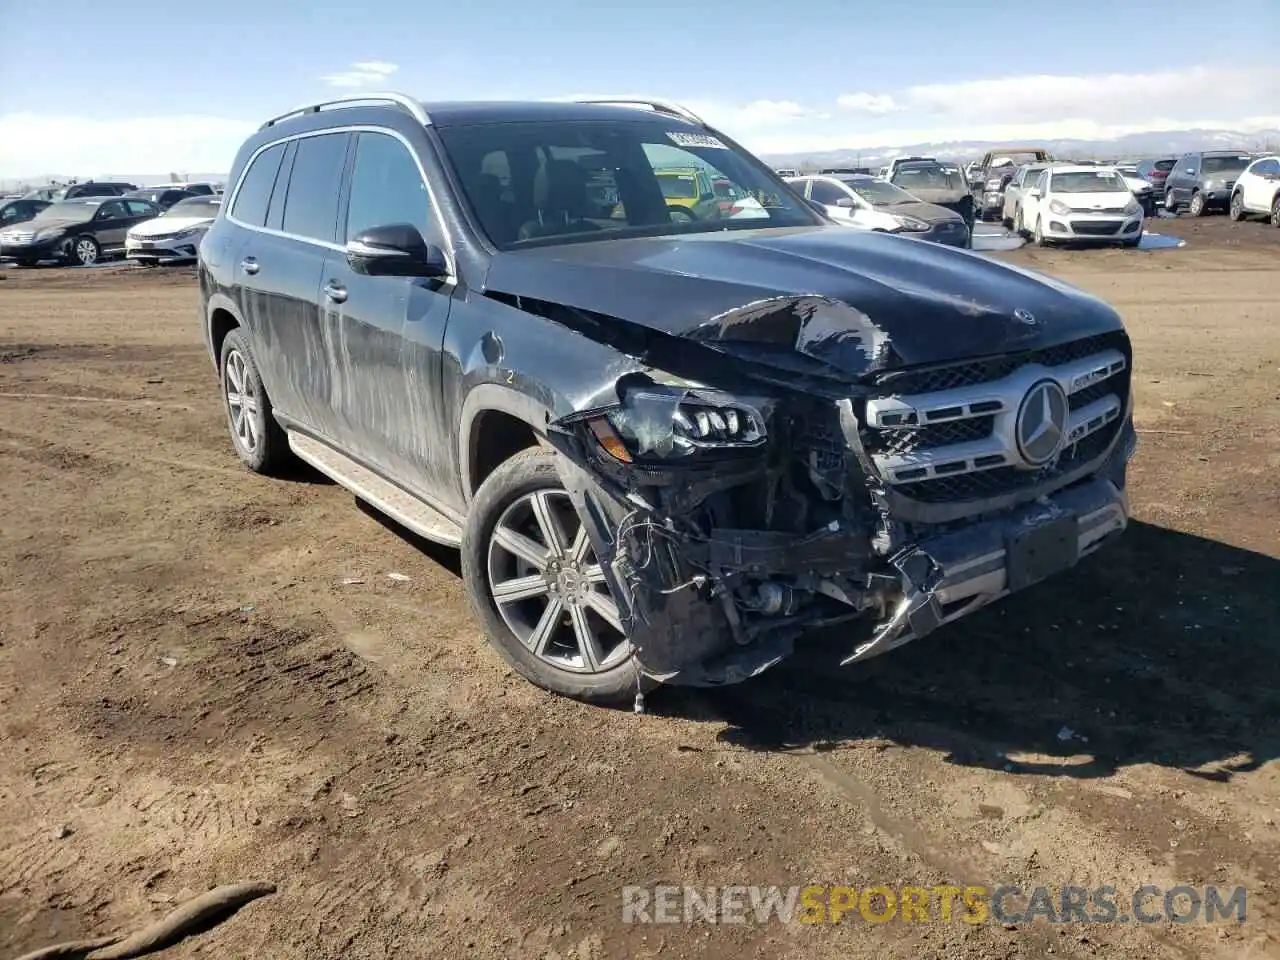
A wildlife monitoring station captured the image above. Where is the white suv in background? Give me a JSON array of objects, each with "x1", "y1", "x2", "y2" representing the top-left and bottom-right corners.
[
  {"x1": 1018, "y1": 165, "x2": 1145, "y2": 247},
  {"x1": 1229, "y1": 156, "x2": 1280, "y2": 226}
]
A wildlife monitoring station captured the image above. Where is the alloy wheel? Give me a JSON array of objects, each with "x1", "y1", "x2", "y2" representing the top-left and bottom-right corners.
[
  {"x1": 223, "y1": 348, "x2": 259, "y2": 456},
  {"x1": 486, "y1": 489, "x2": 629, "y2": 674},
  {"x1": 74, "y1": 238, "x2": 98, "y2": 265}
]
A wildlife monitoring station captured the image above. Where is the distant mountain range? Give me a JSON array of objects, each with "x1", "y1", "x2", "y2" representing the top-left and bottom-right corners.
[
  {"x1": 758, "y1": 128, "x2": 1280, "y2": 169},
  {"x1": 0, "y1": 172, "x2": 228, "y2": 193}
]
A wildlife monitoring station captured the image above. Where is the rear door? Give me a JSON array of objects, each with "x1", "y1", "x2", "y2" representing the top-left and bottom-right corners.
[
  {"x1": 321, "y1": 128, "x2": 457, "y2": 501},
  {"x1": 241, "y1": 131, "x2": 352, "y2": 444}
]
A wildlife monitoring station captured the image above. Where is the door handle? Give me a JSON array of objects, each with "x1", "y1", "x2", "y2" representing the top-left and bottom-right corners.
[
  {"x1": 240, "y1": 257, "x2": 259, "y2": 275},
  {"x1": 324, "y1": 281, "x2": 348, "y2": 304}
]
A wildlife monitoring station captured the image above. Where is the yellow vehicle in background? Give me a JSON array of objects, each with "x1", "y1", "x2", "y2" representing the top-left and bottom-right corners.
[{"x1": 655, "y1": 167, "x2": 722, "y2": 221}]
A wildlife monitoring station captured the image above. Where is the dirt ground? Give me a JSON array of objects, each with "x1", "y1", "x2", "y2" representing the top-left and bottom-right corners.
[{"x1": 1, "y1": 212, "x2": 1278, "y2": 960}]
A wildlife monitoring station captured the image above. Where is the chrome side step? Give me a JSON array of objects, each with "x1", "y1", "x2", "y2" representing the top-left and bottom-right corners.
[{"x1": 287, "y1": 431, "x2": 463, "y2": 547}]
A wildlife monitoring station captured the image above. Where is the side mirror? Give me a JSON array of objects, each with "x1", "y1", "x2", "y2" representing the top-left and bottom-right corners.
[
  {"x1": 1027, "y1": 188, "x2": 1041, "y2": 199},
  {"x1": 345, "y1": 223, "x2": 449, "y2": 278},
  {"x1": 834, "y1": 197, "x2": 857, "y2": 209}
]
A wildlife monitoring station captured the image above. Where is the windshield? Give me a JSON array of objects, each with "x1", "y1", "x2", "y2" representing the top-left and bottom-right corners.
[
  {"x1": 656, "y1": 172, "x2": 699, "y2": 199},
  {"x1": 162, "y1": 197, "x2": 221, "y2": 218},
  {"x1": 1153, "y1": 159, "x2": 1175, "y2": 172},
  {"x1": 435, "y1": 119, "x2": 819, "y2": 249},
  {"x1": 34, "y1": 200, "x2": 100, "y2": 220},
  {"x1": 1202, "y1": 155, "x2": 1250, "y2": 175},
  {"x1": 890, "y1": 162, "x2": 966, "y2": 191},
  {"x1": 1050, "y1": 170, "x2": 1130, "y2": 193},
  {"x1": 840, "y1": 178, "x2": 917, "y2": 205}
]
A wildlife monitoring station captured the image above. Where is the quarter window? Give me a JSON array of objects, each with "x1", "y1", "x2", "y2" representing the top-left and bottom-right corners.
[
  {"x1": 280, "y1": 133, "x2": 349, "y2": 243},
  {"x1": 125, "y1": 199, "x2": 155, "y2": 217},
  {"x1": 231, "y1": 142, "x2": 286, "y2": 227},
  {"x1": 345, "y1": 132, "x2": 434, "y2": 242}
]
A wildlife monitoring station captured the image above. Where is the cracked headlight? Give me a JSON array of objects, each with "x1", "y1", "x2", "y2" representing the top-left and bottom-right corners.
[{"x1": 584, "y1": 387, "x2": 768, "y2": 462}]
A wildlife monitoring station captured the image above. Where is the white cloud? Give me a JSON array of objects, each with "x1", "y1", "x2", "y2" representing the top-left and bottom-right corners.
[
  {"x1": 838, "y1": 65, "x2": 1280, "y2": 126},
  {"x1": 320, "y1": 60, "x2": 400, "y2": 89},
  {"x1": 835, "y1": 92, "x2": 901, "y2": 116}
]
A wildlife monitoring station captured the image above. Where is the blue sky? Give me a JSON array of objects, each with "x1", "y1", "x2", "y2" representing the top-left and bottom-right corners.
[{"x1": 1, "y1": 0, "x2": 1278, "y2": 176}]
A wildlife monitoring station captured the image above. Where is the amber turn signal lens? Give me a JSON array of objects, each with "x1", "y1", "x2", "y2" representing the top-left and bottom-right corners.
[{"x1": 587, "y1": 417, "x2": 632, "y2": 463}]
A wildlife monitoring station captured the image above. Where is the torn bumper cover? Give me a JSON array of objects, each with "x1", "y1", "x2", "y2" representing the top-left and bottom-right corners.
[{"x1": 841, "y1": 474, "x2": 1129, "y2": 666}]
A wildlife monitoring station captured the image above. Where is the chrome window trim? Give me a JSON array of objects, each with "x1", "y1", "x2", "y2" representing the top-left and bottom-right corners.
[{"x1": 225, "y1": 124, "x2": 457, "y2": 279}]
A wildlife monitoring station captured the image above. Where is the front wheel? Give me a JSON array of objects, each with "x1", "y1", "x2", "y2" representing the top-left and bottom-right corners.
[
  {"x1": 1271, "y1": 194, "x2": 1280, "y2": 228},
  {"x1": 69, "y1": 235, "x2": 100, "y2": 266},
  {"x1": 1188, "y1": 191, "x2": 1206, "y2": 217},
  {"x1": 461, "y1": 448, "x2": 646, "y2": 704},
  {"x1": 1033, "y1": 217, "x2": 1048, "y2": 247},
  {"x1": 1229, "y1": 192, "x2": 1245, "y2": 221}
]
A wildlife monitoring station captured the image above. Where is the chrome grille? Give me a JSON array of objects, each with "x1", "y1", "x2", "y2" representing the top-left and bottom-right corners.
[
  {"x1": 861, "y1": 336, "x2": 1130, "y2": 504},
  {"x1": 1, "y1": 230, "x2": 36, "y2": 243}
]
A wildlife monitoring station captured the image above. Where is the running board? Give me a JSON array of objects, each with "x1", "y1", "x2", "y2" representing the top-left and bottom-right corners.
[{"x1": 287, "y1": 431, "x2": 463, "y2": 547}]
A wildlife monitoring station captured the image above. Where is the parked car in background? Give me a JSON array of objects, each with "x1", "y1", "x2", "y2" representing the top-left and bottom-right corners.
[
  {"x1": 0, "y1": 197, "x2": 51, "y2": 229},
  {"x1": 774, "y1": 167, "x2": 800, "y2": 177},
  {"x1": 787, "y1": 173, "x2": 970, "y2": 246},
  {"x1": 1134, "y1": 157, "x2": 1175, "y2": 202},
  {"x1": 0, "y1": 196, "x2": 160, "y2": 266},
  {"x1": 22, "y1": 181, "x2": 138, "y2": 202},
  {"x1": 126, "y1": 186, "x2": 197, "y2": 210},
  {"x1": 1000, "y1": 162, "x2": 1051, "y2": 229},
  {"x1": 1229, "y1": 154, "x2": 1280, "y2": 226},
  {"x1": 1163, "y1": 151, "x2": 1253, "y2": 216},
  {"x1": 1113, "y1": 163, "x2": 1157, "y2": 216},
  {"x1": 884, "y1": 159, "x2": 975, "y2": 234},
  {"x1": 969, "y1": 148, "x2": 1054, "y2": 221},
  {"x1": 126, "y1": 195, "x2": 222, "y2": 264},
  {"x1": 172, "y1": 181, "x2": 223, "y2": 196},
  {"x1": 655, "y1": 167, "x2": 722, "y2": 221},
  {"x1": 1018, "y1": 165, "x2": 1144, "y2": 247}
]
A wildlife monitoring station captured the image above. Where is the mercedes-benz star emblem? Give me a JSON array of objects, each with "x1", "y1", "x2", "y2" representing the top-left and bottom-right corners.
[{"x1": 1016, "y1": 380, "x2": 1069, "y2": 466}]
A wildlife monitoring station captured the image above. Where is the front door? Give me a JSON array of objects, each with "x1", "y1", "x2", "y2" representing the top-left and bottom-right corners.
[
  {"x1": 322, "y1": 129, "x2": 457, "y2": 506},
  {"x1": 90, "y1": 199, "x2": 132, "y2": 250}
]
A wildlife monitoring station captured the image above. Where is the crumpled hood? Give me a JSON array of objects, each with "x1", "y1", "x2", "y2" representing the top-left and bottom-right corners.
[{"x1": 482, "y1": 225, "x2": 1125, "y2": 378}]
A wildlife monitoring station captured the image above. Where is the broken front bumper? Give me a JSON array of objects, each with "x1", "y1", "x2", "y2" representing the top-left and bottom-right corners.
[{"x1": 843, "y1": 472, "x2": 1129, "y2": 665}]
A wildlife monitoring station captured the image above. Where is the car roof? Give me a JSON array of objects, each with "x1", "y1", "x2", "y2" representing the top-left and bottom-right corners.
[
  {"x1": 1196, "y1": 150, "x2": 1251, "y2": 157},
  {"x1": 406, "y1": 100, "x2": 706, "y2": 127},
  {"x1": 1046, "y1": 164, "x2": 1120, "y2": 174}
]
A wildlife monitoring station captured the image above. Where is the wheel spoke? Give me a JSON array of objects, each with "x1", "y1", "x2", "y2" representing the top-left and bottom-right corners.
[
  {"x1": 226, "y1": 358, "x2": 243, "y2": 394},
  {"x1": 581, "y1": 562, "x2": 607, "y2": 584},
  {"x1": 530, "y1": 490, "x2": 569, "y2": 557},
  {"x1": 568, "y1": 603, "x2": 604, "y2": 670},
  {"x1": 569, "y1": 523, "x2": 594, "y2": 564},
  {"x1": 492, "y1": 574, "x2": 551, "y2": 604},
  {"x1": 525, "y1": 597, "x2": 563, "y2": 656},
  {"x1": 244, "y1": 408, "x2": 258, "y2": 447},
  {"x1": 586, "y1": 590, "x2": 624, "y2": 634},
  {"x1": 492, "y1": 523, "x2": 549, "y2": 571}
]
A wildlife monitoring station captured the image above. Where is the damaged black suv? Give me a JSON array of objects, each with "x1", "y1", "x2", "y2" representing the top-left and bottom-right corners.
[{"x1": 199, "y1": 93, "x2": 1137, "y2": 705}]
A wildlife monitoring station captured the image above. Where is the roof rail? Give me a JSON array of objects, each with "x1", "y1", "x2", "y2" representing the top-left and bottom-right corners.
[
  {"x1": 259, "y1": 92, "x2": 430, "y2": 130},
  {"x1": 573, "y1": 97, "x2": 705, "y2": 126}
]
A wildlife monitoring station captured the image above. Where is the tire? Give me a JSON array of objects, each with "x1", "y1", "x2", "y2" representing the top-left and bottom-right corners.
[
  {"x1": 1033, "y1": 217, "x2": 1048, "y2": 247},
  {"x1": 1271, "y1": 194, "x2": 1280, "y2": 228},
  {"x1": 1122, "y1": 233, "x2": 1142, "y2": 248},
  {"x1": 1164, "y1": 191, "x2": 1179, "y2": 214},
  {"x1": 1001, "y1": 211, "x2": 1013, "y2": 230},
  {"x1": 218, "y1": 327, "x2": 291, "y2": 475},
  {"x1": 461, "y1": 448, "x2": 648, "y2": 705},
  {"x1": 1188, "y1": 191, "x2": 1206, "y2": 218},
  {"x1": 70, "y1": 235, "x2": 100, "y2": 266},
  {"x1": 1015, "y1": 207, "x2": 1026, "y2": 237},
  {"x1": 1228, "y1": 192, "x2": 1245, "y2": 222}
]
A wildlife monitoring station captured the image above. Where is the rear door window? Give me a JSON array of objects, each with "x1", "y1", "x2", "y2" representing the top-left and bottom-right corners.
[
  {"x1": 231, "y1": 142, "x2": 286, "y2": 227},
  {"x1": 281, "y1": 132, "x2": 350, "y2": 243}
]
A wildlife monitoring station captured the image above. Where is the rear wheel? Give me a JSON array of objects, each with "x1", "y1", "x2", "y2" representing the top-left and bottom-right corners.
[
  {"x1": 461, "y1": 448, "x2": 647, "y2": 705},
  {"x1": 1271, "y1": 194, "x2": 1280, "y2": 228},
  {"x1": 219, "y1": 327, "x2": 291, "y2": 474}
]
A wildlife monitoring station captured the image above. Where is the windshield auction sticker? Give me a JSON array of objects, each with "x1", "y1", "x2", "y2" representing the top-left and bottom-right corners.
[{"x1": 667, "y1": 132, "x2": 727, "y2": 149}]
